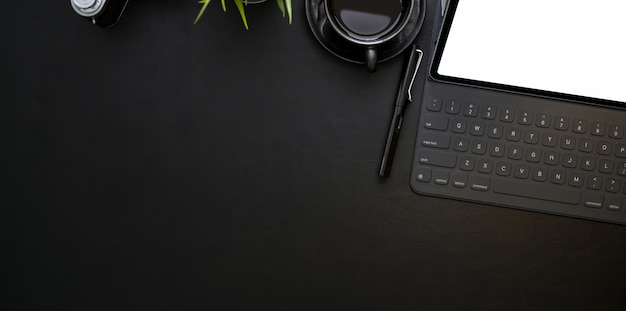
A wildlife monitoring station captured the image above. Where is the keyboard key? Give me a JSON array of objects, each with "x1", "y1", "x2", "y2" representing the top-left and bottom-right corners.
[
  {"x1": 543, "y1": 151, "x2": 559, "y2": 166},
  {"x1": 518, "y1": 111, "x2": 533, "y2": 125},
  {"x1": 444, "y1": 99, "x2": 460, "y2": 114},
  {"x1": 572, "y1": 119, "x2": 587, "y2": 133},
  {"x1": 453, "y1": 137, "x2": 469, "y2": 152},
  {"x1": 568, "y1": 172, "x2": 584, "y2": 187},
  {"x1": 493, "y1": 179, "x2": 581, "y2": 204},
  {"x1": 471, "y1": 139, "x2": 487, "y2": 154},
  {"x1": 617, "y1": 143, "x2": 626, "y2": 158},
  {"x1": 505, "y1": 127, "x2": 521, "y2": 141},
  {"x1": 583, "y1": 193, "x2": 603, "y2": 208},
  {"x1": 500, "y1": 108, "x2": 515, "y2": 122},
  {"x1": 433, "y1": 170, "x2": 450, "y2": 185},
  {"x1": 524, "y1": 129, "x2": 539, "y2": 144},
  {"x1": 414, "y1": 166, "x2": 432, "y2": 182},
  {"x1": 481, "y1": 105, "x2": 496, "y2": 120},
  {"x1": 590, "y1": 121, "x2": 606, "y2": 136},
  {"x1": 526, "y1": 148, "x2": 541, "y2": 163},
  {"x1": 598, "y1": 159, "x2": 613, "y2": 174},
  {"x1": 542, "y1": 133, "x2": 558, "y2": 147},
  {"x1": 580, "y1": 157, "x2": 596, "y2": 171},
  {"x1": 487, "y1": 124, "x2": 503, "y2": 139},
  {"x1": 536, "y1": 113, "x2": 551, "y2": 128},
  {"x1": 424, "y1": 114, "x2": 449, "y2": 131},
  {"x1": 469, "y1": 121, "x2": 485, "y2": 136},
  {"x1": 463, "y1": 102, "x2": 478, "y2": 117},
  {"x1": 554, "y1": 116, "x2": 569, "y2": 131},
  {"x1": 496, "y1": 161, "x2": 512, "y2": 177},
  {"x1": 451, "y1": 172, "x2": 468, "y2": 188},
  {"x1": 605, "y1": 178, "x2": 621, "y2": 193},
  {"x1": 421, "y1": 132, "x2": 451, "y2": 149},
  {"x1": 451, "y1": 118, "x2": 467, "y2": 134},
  {"x1": 477, "y1": 158, "x2": 493, "y2": 173},
  {"x1": 550, "y1": 170, "x2": 566, "y2": 185},
  {"x1": 531, "y1": 167, "x2": 548, "y2": 182},
  {"x1": 459, "y1": 156, "x2": 475, "y2": 171},
  {"x1": 426, "y1": 97, "x2": 442, "y2": 111},
  {"x1": 489, "y1": 142, "x2": 505, "y2": 157},
  {"x1": 578, "y1": 138, "x2": 594, "y2": 153},
  {"x1": 608, "y1": 124, "x2": 624, "y2": 139},
  {"x1": 560, "y1": 135, "x2": 576, "y2": 150},
  {"x1": 619, "y1": 162, "x2": 626, "y2": 176},
  {"x1": 417, "y1": 149, "x2": 457, "y2": 168},
  {"x1": 606, "y1": 197, "x2": 622, "y2": 211},
  {"x1": 507, "y1": 145, "x2": 523, "y2": 160},
  {"x1": 562, "y1": 154, "x2": 578, "y2": 168},
  {"x1": 470, "y1": 175, "x2": 490, "y2": 191},
  {"x1": 597, "y1": 141, "x2": 612, "y2": 155},
  {"x1": 586, "y1": 175, "x2": 602, "y2": 190},
  {"x1": 514, "y1": 164, "x2": 530, "y2": 179}
]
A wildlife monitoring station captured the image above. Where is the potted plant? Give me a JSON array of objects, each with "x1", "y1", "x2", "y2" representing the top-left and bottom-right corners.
[{"x1": 194, "y1": 0, "x2": 293, "y2": 29}]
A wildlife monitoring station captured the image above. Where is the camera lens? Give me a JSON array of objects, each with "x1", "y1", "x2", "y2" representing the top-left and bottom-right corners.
[
  {"x1": 71, "y1": 0, "x2": 105, "y2": 17},
  {"x1": 73, "y1": 0, "x2": 97, "y2": 9}
]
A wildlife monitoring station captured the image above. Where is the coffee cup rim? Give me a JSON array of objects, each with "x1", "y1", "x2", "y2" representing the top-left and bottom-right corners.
[
  {"x1": 305, "y1": 0, "x2": 426, "y2": 67},
  {"x1": 324, "y1": 0, "x2": 415, "y2": 46}
]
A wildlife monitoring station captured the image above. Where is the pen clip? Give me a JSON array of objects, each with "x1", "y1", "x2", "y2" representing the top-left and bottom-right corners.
[{"x1": 407, "y1": 49, "x2": 423, "y2": 103}]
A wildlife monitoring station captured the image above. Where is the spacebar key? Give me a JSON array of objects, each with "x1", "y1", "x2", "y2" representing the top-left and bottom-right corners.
[
  {"x1": 417, "y1": 149, "x2": 457, "y2": 168},
  {"x1": 493, "y1": 179, "x2": 581, "y2": 204}
]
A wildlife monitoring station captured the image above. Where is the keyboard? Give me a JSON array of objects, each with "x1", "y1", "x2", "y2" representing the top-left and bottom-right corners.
[{"x1": 410, "y1": 80, "x2": 626, "y2": 225}]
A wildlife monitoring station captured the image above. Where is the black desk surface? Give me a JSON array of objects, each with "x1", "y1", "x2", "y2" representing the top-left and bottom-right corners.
[{"x1": 5, "y1": 1, "x2": 626, "y2": 309}]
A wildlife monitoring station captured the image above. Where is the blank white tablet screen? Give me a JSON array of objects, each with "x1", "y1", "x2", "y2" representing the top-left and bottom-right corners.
[{"x1": 437, "y1": 0, "x2": 626, "y2": 103}]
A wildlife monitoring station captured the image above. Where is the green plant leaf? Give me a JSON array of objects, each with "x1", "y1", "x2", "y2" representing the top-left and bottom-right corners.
[
  {"x1": 195, "y1": 0, "x2": 290, "y2": 28},
  {"x1": 233, "y1": 0, "x2": 249, "y2": 30},
  {"x1": 286, "y1": 0, "x2": 292, "y2": 24},
  {"x1": 194, "y1": 0, "x2": 212, "y2": 24},
  {"x1": 276, "y1": 0, "x2": 285, "y2": 17},
  {"x1": 276, "y1": 0, "x2": 291, "y2": 23}
]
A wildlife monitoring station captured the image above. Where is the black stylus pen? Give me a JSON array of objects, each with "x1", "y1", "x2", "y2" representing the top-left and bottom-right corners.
[{"x1": 379, "y1": 45, "x2": 423, "y2": 177}]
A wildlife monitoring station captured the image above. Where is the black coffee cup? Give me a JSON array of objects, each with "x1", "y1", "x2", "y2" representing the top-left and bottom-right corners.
[{"x1": 324, "y1": 0, "x2": 414, "y2": 71}]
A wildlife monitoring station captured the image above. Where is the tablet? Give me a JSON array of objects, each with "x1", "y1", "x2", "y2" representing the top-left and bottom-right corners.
[{"x1": 431, "y1": 0, "x2": 626, "y2": 107}]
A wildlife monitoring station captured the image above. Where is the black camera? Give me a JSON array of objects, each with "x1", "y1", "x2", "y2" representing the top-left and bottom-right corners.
[{"x1": 70, "y1": 0, "x2": 129, "y2": 27}]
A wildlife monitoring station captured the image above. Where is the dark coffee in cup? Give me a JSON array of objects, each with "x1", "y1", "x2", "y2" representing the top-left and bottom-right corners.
[
  {"x1": 325, "y1": 0, "x2": 413, "y2": 71},
  {"x1": 330, "y1": 0, "x2": 403, "y2": 40}
]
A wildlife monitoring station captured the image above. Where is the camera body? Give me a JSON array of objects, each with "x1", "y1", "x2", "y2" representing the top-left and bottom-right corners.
[{"x1": 70, "y1": 0, "x2": 129, "y2": 27}]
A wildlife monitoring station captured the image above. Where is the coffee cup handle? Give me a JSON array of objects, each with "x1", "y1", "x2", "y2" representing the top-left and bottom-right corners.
[{"x1": 365, "y1": 46, "x2": 378, "y2": 72}]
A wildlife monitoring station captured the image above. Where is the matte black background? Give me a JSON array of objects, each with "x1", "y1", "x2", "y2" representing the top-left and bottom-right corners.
[{"x1": 4, "y1": 1, "x2": 625, "y2": 310}]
